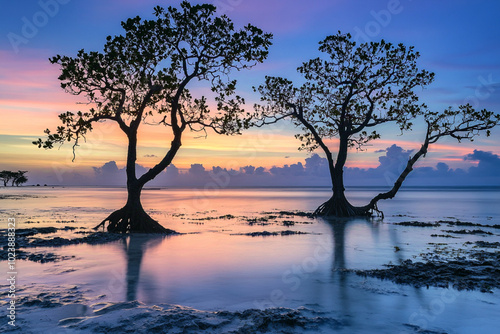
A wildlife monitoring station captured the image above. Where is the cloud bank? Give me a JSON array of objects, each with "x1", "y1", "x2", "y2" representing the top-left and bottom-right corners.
[{"x1": 32, "y1": 145, "x2": 499, "y2": 187}]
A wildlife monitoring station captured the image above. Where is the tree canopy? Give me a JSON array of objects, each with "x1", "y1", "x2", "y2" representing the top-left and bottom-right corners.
[
  {"x1": 35, "y1": 2, "x2": 272, "y2": 152},
  {"x1": 256, "y1": 32, "x2": 434, "y2": 151}
]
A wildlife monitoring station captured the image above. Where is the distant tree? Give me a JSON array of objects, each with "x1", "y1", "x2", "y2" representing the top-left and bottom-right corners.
[
  {"x1": 13, "y1": 171, "x2": 28, "y2": 186},
  {"x1": 0, "y1": 170, "x2": 15, "y2": 187},
  {"x1": 0, "y1": 170, "x2": 26, "y2": 187},
  {"x1": 255, "y1": 32, "x2": 499, "y2": 217},
  {"x1": 34, "y1": 2, "x2": 272, "y2": 233}
]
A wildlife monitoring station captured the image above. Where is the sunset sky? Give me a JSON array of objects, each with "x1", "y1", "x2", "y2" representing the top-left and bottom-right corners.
[{"x1": 1, "y1": 0, "x2": 500, "y2": 185}]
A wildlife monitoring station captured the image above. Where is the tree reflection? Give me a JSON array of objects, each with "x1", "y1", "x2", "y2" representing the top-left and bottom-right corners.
[
  {"x1": 320, "y1": 216, "x2": 417, "y2": 325},
  {"x1": 121, "y1": 234, "x2": 166, "y2": 301},
  {"x1": 321, "y1": 217, "x2": 380, "y2": 320}
]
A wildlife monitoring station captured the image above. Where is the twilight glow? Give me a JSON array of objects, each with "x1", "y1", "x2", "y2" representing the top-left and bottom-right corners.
[{"x1": 1, "y1": 0, "x2": 500, "y2": 185}]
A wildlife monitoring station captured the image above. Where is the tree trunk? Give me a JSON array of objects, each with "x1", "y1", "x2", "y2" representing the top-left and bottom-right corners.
[
  {"x1": 92, "y1": 82, "x2": 188, "y2": 234},
  {"x1": 314, "y1": 168, "x2": 372, "y2": 217},
  {"x1": 93, "y1": 128, "x2": 180, "y2": 233},
  {"x1": 315, "y1": 138, "x2": 430, "y2": 218},
  {"x1": 95, "y1": 184, "x2": 175, "y2": 233},
  {"x1": 314, "y1": 134, "x2": 372, "y2": 218}
]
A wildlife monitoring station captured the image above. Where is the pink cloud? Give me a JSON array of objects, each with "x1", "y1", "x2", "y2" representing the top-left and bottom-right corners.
[
  {"x1": 0, "y1": 50, "x2": 76, "y2": 102},
  {"x1": 0, "y1": 49, "x2": 86, "y2": 135}
]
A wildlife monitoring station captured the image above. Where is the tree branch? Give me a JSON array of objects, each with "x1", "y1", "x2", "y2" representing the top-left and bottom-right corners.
[{"x1": 364, "y1": 122, "x2": 431, "y2": 216}]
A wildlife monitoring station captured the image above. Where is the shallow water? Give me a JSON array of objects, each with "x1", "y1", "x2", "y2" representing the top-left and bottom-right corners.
[{"x1": 1, "y1": 186, "x2": 500, "y2": 333}]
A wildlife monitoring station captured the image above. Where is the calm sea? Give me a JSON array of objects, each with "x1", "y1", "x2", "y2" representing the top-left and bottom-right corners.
[{"x1": 1, "y1": 186, "x2": 499, "y2": 333}]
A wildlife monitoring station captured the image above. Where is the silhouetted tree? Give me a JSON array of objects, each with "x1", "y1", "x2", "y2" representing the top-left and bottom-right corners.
[
  {"x1": 34, "y1": 2, "x2": 272, "y2": 233},
  {"x1": 0, "y1": 171, "x2": 14, "y2": 187},
  {"x1": 13, "y1": 171, "x2": 28, "y2": 186},
  {"x1": 0, "y1": 170, "x2": 27, "y2": 187},
  {"x1": 255, "y1": 32, "x2": 499, "y2": 217}
]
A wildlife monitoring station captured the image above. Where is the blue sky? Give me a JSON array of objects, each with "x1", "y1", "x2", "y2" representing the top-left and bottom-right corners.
[{"x1": 1, "y1": 0, "x2": 500, "y2": 186}]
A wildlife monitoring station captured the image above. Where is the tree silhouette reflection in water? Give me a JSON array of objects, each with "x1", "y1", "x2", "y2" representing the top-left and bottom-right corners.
[
  {"x1": 324, "y1": 218, "x2": 379, "y2": 321},
  {"x1": 323, "y1": 217, "x2": 432, "y2": 328},
  {"x1": 121, "y1": 234, "x2": 167, "y2": 301}
]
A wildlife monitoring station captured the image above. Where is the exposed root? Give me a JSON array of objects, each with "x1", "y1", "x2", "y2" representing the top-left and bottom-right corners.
[
  {"x1": 314, "y1": 195, "x2": 376, "y2": 218},
  {"x1": 94, "y1": 205, "x2": 176, "y2": 234},
  {"x1": 368, "y1": 203, "x2": 384, "y2": 219}
]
